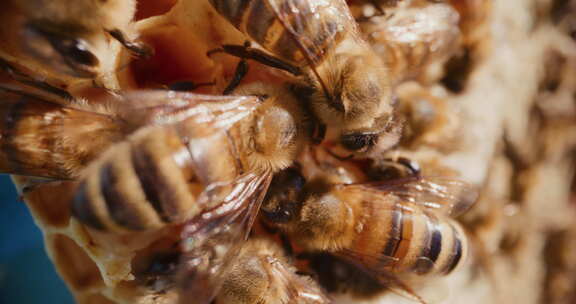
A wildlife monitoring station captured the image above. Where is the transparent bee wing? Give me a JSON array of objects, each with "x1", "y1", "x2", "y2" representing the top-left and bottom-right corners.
[
  {"x1": 116, "y1": 90, "x2": 262, "y2": 131},
  {"x1": 357, "y1": 176, "x2": 479, "y2": 217},
  {"x1": 0, "y1": 58, "x2": 74, "y2": 102},
  {"x1": 0, "y1": 89, "x2": 128, "y2": 179},
  {"x1": 0, "y1": 89, "x2": 261, "y2": 180},
  {"x1": 338, "y1": 248, "x2": 400, "y2": 270},
  {"x1": 266, "y1": 0, "x2": 354, "y2": 65},
  {"x1": 338, "y1": 248, "x2": 426, "y2": 304},
  {"x1": 178, "y1": 171, "x2": 273, "y2": 304},
  {"x1": 272, "y1": 262, "x2": 331, "y2": 304},
  {"x1": 373, "y1": 271, "x2": 428, "y2": 304},
  {"x1": 265, "y1": 0, "x2": 368, "y2": 98}
]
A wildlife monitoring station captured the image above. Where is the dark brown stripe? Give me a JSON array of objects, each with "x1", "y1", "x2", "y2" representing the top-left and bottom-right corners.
[
  {"x1": 71, "y1": 182, "x2": 106, "y2": 230},
  {"x1": 131, "y1": 140, "x2": 182, "y2": 223},
  {"x1": 412, "y1": 213, "x2": 432, "y2": 274},
  {"x1": 443, "y1": 226, "x2": 463, "y2": 274},
  {"x1": 210, "y1": 0, "x2": 252, "y2": 27},
  {"x1": 413, "y1": 213, "x2": 442, "y2": 275},
  {"x1": 99, "y1": 162, "x2": 148, "y2": 230},
  {"x1": 246, "y1": 0, "x2": 276, "y2": 44},
  {"x1": 428, "y1": 217, "x2": 443, "y2": 264},
  {"x1": 382, "y1": 205, "x2": 403, "y2": 258}
]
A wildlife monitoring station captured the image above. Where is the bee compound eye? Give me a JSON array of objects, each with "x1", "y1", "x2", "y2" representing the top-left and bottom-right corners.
[
  {"x1": 58, "y1": 38, "x2": 100, "y2": 67},
  {"x1": 262, "y1": 167, "x2": 305, "y2": 223},
  {"x1": 261, "y1": 203, "x2": 297, "y2": 223},
  {"x1": 340, "y1": 133, "x2": 378, "y2": 152},
  {"x1": 25, "y1": 22, "x2": 99, "y2": 67}
]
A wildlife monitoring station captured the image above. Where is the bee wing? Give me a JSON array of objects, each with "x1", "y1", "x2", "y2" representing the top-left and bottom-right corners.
[
  {"x1": 178, "y1": 171, "x2": 273, "y2": 304},
  {"x1": 358, "y1": 177, "x2": 479, "y2": 217},
  {"x1": 119, "y1": 91, "x2": 263, "y2": 187},
  {"x1": 0, "y1": 58, "x2": 74, "y2": 102},
  {"x1": 338, "y1": 248, "x2": 400, "y2": 269},
  {"x1": 116, "y1": 90, "x2": 262, "y2": 131},
  {"x1": 274, "y1": 267, "x2": 332, "y2": 304},
  {"x1": 0, "y1": 89, "x2": 260, "y2": 179},
  {"x1": 266, "y1": 0, "x2": 368, "y2": 96},
  {"x1": 0, "y1": 89, "x2": 129, "y2": 179},
  {"x1": 337, "y1": 249, "x2": 427, "y2": 304},
  {"x1": 266, "y1": 0, "x2": 356, "y2": 64}
]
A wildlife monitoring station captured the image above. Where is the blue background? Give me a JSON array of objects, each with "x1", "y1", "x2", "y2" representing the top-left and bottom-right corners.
[{"x1": 0, "y1": 174, "x2": 74, "y2": 304}]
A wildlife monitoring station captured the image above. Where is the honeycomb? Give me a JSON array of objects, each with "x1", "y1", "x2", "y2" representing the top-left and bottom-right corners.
[{"x1": 3, "y1": 0, "x2": 576, "y2": 303}]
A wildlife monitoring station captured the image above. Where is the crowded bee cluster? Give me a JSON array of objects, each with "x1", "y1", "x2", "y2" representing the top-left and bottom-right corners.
[{"x1": 2, "y1": 0, "x2": 575, "y2": 303}]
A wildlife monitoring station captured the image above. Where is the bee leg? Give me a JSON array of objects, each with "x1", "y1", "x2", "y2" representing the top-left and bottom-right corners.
[
  {"x1": 16, "y1": 177, "x2": 64, "y2": 201},
  {"x1": 208, "y1": 42, "x2": 302, "y2": 76},
  {"x1": 280, "y1": 233, "x2": 294, "y2": 256},
  {"x1": 311, "y1": 123, "x2": 327, "y2": 145},
  {"x1": 167, "y1": 81, "x2": 216, "y2": 92},
  {"x1": 107, "y1": 29, "x2": 154, "y2": 59},
  {"x1": 223, "y1": 49, "x2": 250, "y2": 95},
  {"x1": 0, "y1": 58, "x2": 73, "y2": 101}
]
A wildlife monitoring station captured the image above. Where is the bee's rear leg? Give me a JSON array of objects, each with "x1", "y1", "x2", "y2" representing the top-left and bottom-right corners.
[
  {"x1": 107, "y1": 29, "x2": 154, "y2": 59},
  {"x1": 207, "y1": 41, "x2": 302, "y2": 76},
  {"x1": 222, "y1": 42, "x2": 251, "y2": 95}
]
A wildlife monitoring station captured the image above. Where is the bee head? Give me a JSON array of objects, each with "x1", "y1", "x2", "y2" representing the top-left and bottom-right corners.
[
  {"x1": 340, "y1": 112, "x2": 402, "y2": 154},
  {"x1": 22, "y1": 21, "x2": 99, "y2": 78},
  {"x1": 261, "y1": 167, "x2": 306, "y2": 224},
  {"x1": 317, "y1": 55, "x2": 400, "y2": 153}
]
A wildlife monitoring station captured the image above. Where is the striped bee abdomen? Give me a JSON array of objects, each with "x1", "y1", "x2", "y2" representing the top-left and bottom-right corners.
[
  {"x1": 71, "y1": 126, "x2": 199, "y2": 232},
  {"x1": 354, "y1": 200, "x2": 467, "y2": 276},
  {"x1": 386, "y1": 207, "x2": 467, "y2": 275}
]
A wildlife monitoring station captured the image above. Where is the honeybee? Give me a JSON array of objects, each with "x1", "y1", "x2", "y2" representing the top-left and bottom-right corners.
[
  {"x1": 190, "y1": 238, "x2": 330, "y2": 304},
  {"x1": 0, "y1": 82, "x2": 309, "y2": 231},
  {"x1": 357, "y1": 0, "x2": 461, "y2": 83},
  {"x1": 4, "y1": 0, "x2": 151, "y2": 79},
  {"x1": 1, "y1": 82, "x2": 313, "y2": 302},
  {"x1": 261, "y1": 153, "x2": 477, "y2": 302},
  {"x1": 207, "y1": 0, "x2": 401, "y2": 154}
]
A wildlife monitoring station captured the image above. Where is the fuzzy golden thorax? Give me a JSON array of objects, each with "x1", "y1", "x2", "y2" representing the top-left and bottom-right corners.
[
  {"x1": 233, "y1": 83, "x2": 309, "y2": 174},
  {"x1": 273, "y1": 180, "x2": 363, "y2": 253}
]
